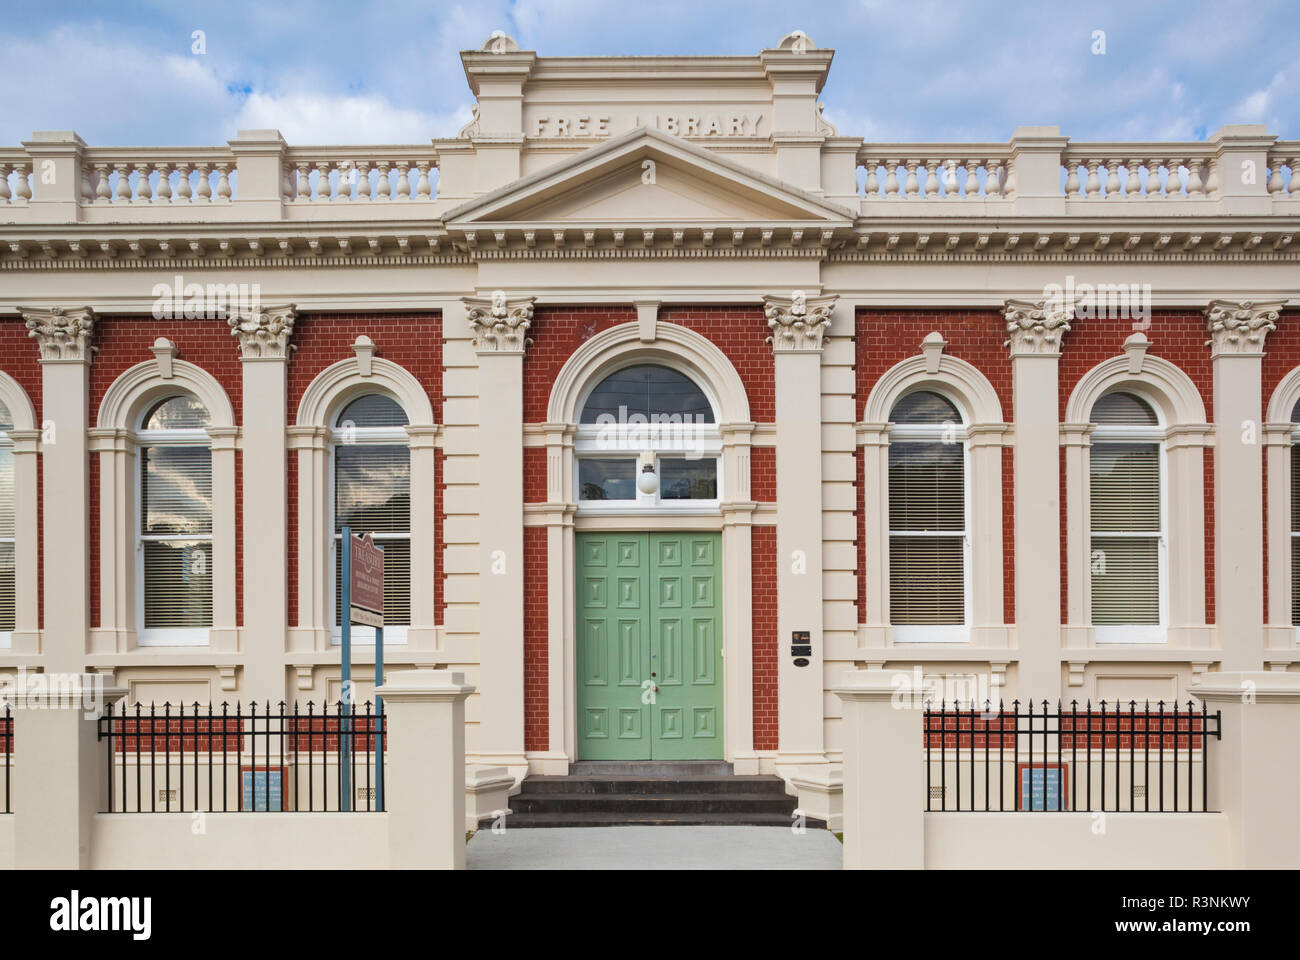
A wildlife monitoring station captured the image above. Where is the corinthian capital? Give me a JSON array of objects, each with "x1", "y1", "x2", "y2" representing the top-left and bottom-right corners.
[
  {"x1": 763, "y1": 290, "x2": 837, "y2": 353},
  {"x1": 21, "y1": 306, "x2": 96, "y2": 362},
  {"x1": 464, "y1": 290, "x2": 535, "y2": 354},
  {"x1": 228, "y1": 304, "x2": 297, "y2": 359},
  {"x1": 1002, "y1": 299, "x2": 1072, "y2": 356},
  {"x1": 1204, "y1": 300, "x2": 1284, "y2": 357}
]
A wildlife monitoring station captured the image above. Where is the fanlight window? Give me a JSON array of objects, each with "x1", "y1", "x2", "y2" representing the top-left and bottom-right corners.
[
  {"x1": 888, "y1": 390, "x2": 966, "y2": 627},
  {"x1": 0, "y1": 401, "x2": 14, "y2": 634},
  {"x1": 332, "y1": 394, "x2": 411, "y2": 633},
  {"x1": 1089, "y1": 391, "x2": 1162, "y2": 630},
  {"x1": 138, "y1": 395, "x2": 214, "y2": 636},
  {"x1": 576, "y1": 364, "x2": 719, "y2": 505}
]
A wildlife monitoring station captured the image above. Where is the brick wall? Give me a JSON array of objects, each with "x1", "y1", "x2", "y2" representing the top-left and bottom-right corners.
[
  {"x1": 286, "y1": 312, "x2": 443, "y2": 626},
  {"x1": 523, "y1": 525, "x2": 548, "y2": 751},
  {"x1": 752, "y1": 525, "x2": 778, "y2": 750}
]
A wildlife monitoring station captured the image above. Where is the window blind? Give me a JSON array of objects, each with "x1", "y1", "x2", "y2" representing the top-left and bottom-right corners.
[
  {"x1": 1291, "y1": 444, "x2": 1300, "y2": 625},
  {"x1": 889, "y1": 440, "x2": 964, "y2": 624},
  {"x1": 141, "y1": 445, "x2": 213, "y2": 629},
  {"x1": 0, "y1": 444, "x2": 13, "y2": 632},
  {"x1": 1090, "y1": 441, "x2": 1160, "y2": 625},
  {"x1": 334, "y1": 444, "x2": 410, "y2": 626}
]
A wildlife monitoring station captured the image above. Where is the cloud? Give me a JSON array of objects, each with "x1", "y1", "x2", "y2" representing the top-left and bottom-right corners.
[{"x1": 230, "y1": 91, "x2": 471, "y2": 143}]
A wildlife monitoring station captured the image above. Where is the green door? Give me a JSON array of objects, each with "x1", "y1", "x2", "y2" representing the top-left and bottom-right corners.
[{"x1": 577, "y1": 532, "x2": 722, "y2": 760}]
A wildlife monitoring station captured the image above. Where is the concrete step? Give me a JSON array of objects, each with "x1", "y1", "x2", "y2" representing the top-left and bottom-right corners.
[
  {"x1": 520, "y1": 775, "x2": 789, "y2": 796},
  {"x1": 510, "y1": 791, "x2": 797, "y2": 815},
  {"x1": 569, "y1": 761, "x2": 735, "y2": 777},
  {"x1": 493, "y1": 811, "x2": 827, "y2": 829}
]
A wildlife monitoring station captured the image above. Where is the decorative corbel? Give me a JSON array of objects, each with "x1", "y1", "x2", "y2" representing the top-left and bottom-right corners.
[
  {"x1": 20, "y1": 306, "x2": 96, "y2": 362},
  {"x1": 150, "y1": 337, "x2": 178, "y2": 379},
  {"x1": 762, "y1": 290, "x2": 837, "y2": 353},
  {"x1": 464, "y1": 290, "x2": 535, "y2": 355},
  {"x1": 1002, "y1": 298, "x2": 1073, "y2": 356},
  {"x1": 1203, "y1": 299, "x2": 1284, "y2": 357},
  {"x1": 352, "y1": 335, "x2": 377, "y2": 377}
]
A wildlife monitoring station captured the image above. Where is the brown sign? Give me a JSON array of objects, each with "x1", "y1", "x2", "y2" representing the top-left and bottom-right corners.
[{"x1": 349, "y1": 534, "x2": 384, "y2": 627}]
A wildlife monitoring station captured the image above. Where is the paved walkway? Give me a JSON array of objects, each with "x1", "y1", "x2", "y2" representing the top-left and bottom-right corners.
[{"x1": 467, "y1": 826, "x2": 843, "y2": 869}]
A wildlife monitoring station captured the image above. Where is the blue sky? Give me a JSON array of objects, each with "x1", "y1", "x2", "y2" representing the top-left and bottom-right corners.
[{"x1": 3, "y1": 0, "x2": 1296, "y2": 146}]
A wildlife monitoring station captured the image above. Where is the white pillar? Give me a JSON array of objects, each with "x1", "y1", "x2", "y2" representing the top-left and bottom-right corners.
[
  {"x1": 1191, "y1": 671, "x2": 1300, "y2": 868},
  {"x1": 1205, "y1": 301, "x2": 1284, "y2": 670},
  {"x1": 12, "y1": 675, "x2": 126, "y2": 868},
  {"x1": 1003, "y1": 300, "x2": 1072, "y2": 699},
  {"x1": 22, "y1": 307, "x2": 95, "y2": 675},
  {"x1": 377, "y1": 669, "x2": 475, "y2": 869},
  {"x1": 464, "y1": 293, "x2": 533, "y2": 779},
  {"x1": 832, "y1": 669, "x2": 924, "y2": 869},
  {"x1": 765, "y1": 292, "x2": 835, "y2": 766},
  {"x1": 230, "y1": 305, "x2": 297, "y2": 702}
]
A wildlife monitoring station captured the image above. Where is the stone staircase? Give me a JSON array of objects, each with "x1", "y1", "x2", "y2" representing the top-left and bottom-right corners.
[{"x1": 488, "y1": 762, "x2": 827, "y2": 829}]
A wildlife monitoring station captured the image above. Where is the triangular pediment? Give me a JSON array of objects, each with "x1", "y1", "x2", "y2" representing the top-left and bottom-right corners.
[{"x1": 444, "y1": 126, "x2": 854, "y2": 229}]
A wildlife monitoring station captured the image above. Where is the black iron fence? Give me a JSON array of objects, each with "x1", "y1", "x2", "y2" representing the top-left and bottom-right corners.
[
  {"x1": 923, "y1": 699, "x2": 1221, "y2": 813},
  {"x1": 98, "y1": 701, "x2": 385, "y2": 814},
  {"x1": 1, "y1": 704, "x2": 10, "y2": 814}
]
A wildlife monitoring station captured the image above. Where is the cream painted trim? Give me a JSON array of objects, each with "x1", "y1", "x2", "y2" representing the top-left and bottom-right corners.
[
  {"x1": 0, "y1": 373, "x2": 39, "y2": 652},
  {"x1": 543, "y1": 322, "x2": 756, "y2": 767},
  {"x1": 90, "y1": 361, "x2": 237, "y2": 653},
  {"x1": 292, "y1": 357, "x2": 438, "y2": 652},
  {"x1": 1062, "y1": 353, "x2": 1211, "y2": 645},
  {"x1": 858, "y1": 350, "x2": 1010, "y2": 646}
]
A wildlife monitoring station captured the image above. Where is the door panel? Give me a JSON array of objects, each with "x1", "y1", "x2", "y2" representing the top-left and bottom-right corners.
[{"x1": 577, "y1": 532, "x2": 722, "y2": 761}]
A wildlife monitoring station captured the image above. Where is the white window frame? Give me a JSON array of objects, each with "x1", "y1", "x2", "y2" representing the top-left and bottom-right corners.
[
  {"x1": 1089, "y1": 416, "x2": 1169, "y2": 644},
  {"x1": 0, "y1": 427, "x2": 13, "y2": 648},
  {"x1": 572, "y1": 362, "x2": 724, "y2": 516},
  {"x1": 887, "y1": 409, "x2": 973, "y2": 644},
  {"x1": 135, "y1": 423, "x2": 213, "y2": 647},
  {"x1": 328, "y1": 420, "x2": 410, "y2": 647},
  {"x1": 1291, "y1": 422, "x2": 1300, "y2": 643}
]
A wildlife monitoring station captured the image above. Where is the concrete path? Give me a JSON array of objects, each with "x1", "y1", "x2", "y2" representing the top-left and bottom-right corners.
[{"x1": 467, "y1": 826, "x2": 843, "y2": 869}]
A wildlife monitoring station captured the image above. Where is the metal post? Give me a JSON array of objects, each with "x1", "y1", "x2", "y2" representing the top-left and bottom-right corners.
[
  {"x1": 375, "y1": 543, "x2": 384, "y2": 812},
  {"x1": 340, "y1": 526, "x2": 352, "y2": 812}
]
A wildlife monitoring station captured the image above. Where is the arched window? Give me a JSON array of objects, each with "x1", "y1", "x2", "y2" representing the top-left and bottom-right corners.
[
  {"x1": 1291, "y1": 398, "x2": 1300, "y2": 626},
  {"x1": 575, "y1": 364, "x2": 720, "y2": 507},
  {"x1": 138, "y1": 394, "x2": 213, "y2": 643},
  {"x1": 332, "y1": 394, "x2": 410, "y2": 639},
  {"x1": 1089, "y1": 391, "x2": 1164, "y2": 638},
  {"x1": 888, "y1": 390, "x2": 967, "y2": 633},
  {"x1": 0, "y1": 401, "x2": 14, "y2": 637}
]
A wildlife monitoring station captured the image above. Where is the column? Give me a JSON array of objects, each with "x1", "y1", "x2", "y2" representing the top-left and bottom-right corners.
[
  {"x1": 1205, "y1": 300, "x2": 1284, "y2": 670},
  {"x1": 22, "y1": 307, "x2": 95, "y2": 676},
  {"x1": 764, "y1": 291, "x2": 835, "y2": 766},
  {"x1": 229, "y1": 305, "x2": 296, "y2": 702},
  {"x1": 1003, "y1": 300, "x2": 1072, "y2": 699},
  {"x1": 464, "y1": 292, "x2": 533, "y2": 778}
]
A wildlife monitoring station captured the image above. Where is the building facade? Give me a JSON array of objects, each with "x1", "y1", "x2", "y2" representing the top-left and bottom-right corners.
[{"x1": 1, "y1": 32, "x2": 1298, "y2": 815}]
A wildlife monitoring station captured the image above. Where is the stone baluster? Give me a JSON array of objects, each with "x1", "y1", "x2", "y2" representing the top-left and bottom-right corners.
[
  {"x1": 923, "y1": 159, "x2": 939, "y2": 198},
  {"x1": 1289, "y1": 157, "x2": 1300, "y2": 197},
  {"x1": 313, "y1": 161, "x2": 331, "y2": 202},
  {"x1": 79, "y1": 163, "x2": 93, "y2": 204},
  {"x1": 13, "y1": 163, "x2": 31, "y2": 202},
  {"x1": 215, "y1": 162, "x2": 232, "y2": 202},
  {"x1": 1146, "y1": 159, "x2": 1164, "y2": 198},
  {"x1": 903, "y1": 160, "x2": 919, "y2": 198},
  {"x1": 1166, "y1": 159, "x2": 1184, "y2": 198},
  {"x1": 336, "y1": 161, "x2": 353, "y2": 201},
  {"x1": 356, "y1": 160, "x2": 371, "y2": 200},
  {"x1": 1205, "y1": 157, "x2": 1221, "y2": 197},
  {"x1": 1124, "y1": 159, "x2": 1141, "y2": 198},
  {"x1": 883, "y1": 160, "x2": 899, "y2": 198},
  {"x1": 1186, "y1": 158, "x2": 1205, "y2": 197},
  {"x1": 295, "y1": 162, "x2": 311, "y2": 201},
  {"x1": 376, "y1": 162, "x2": 392, "y2": 199},
  {"x1": 863, "y1": 160, "x2": 879, "y2": 196},
  {"x1": 1084, "y1": 159, "x2": 1101, "y2": 198},
  {"x1": 985, "y1": 159, "x2": 1002, "y2": 198},
  {"x1": 963, "y1": 160, "x2": 979, "y2": 198},
  {"x1": 175, "y1": 163, "x2": 192, "y2": 203},
  {"x1": 113, "y1": 162, "x2": 132, "y2": 203},
  {"x1": 153, "y1": 163, "x2": 172, "y2": 203},
  {"x1": 1064, "y1": 161, "x2": 1081, "y2": 197},
  {"x1": 1002, "y1": 157, "x2": 1016, "y2": 197},
  {"x1": 195, "y1": 162, "x2": 213, "y2": 202},
  {"x1": 395, "y1": 161, "x2": 411, "y2": 199},
  {"x1": 1105, "y1": 159, "x2": 1121, "y2": 198},
  {"x1": 416, "y1": 161, "x2": 432, "y2": 199},
  {"x1": 131, "y1": 162, "x2": 152, "y2": 203},
  {"x1": 1267, "y1": 157, "x2": 1285, "y2": 198},
  {"x1": 281, "y1": 163, "x2": 293, "y2": 201},
  {"x1": 93, "y1": 163, "x2": 112, "y2": 203},
  {"x1": 0, "y1": 164, "x2": 10, "y2": 204}
]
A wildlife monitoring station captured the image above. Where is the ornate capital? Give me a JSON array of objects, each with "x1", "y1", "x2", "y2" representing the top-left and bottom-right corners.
[
  {"x1": 1002, "y1": 299, "x2": 1072, "y2": 356},
  {"x1": 228, "y1": 304, "x2": 296, "y2": 359},
  {"x1": 464, "y1": 290, "x2": 535, "y2": 354},
  {"x1": 763, "y1": 290, "x2": 837, "y2": 353},
  {"x1": 1204, "y1": 299, "x2": 1284, "y2": 357},
  {"x1": 21, "y1": 306, "x2": 96, "y2": 362}
]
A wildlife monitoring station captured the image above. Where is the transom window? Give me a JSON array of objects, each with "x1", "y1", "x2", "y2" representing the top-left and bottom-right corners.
[
  {"x1": 0, "y1": 401, "x2": 14, "y2": 637},
  {"x1": 1089, "y1": 391, "x2": 1164, "y2": 639},
  {"x1": 332, "y1": 394, "x2": 410, "y2": 639},
  {"x1": 888, "y1": 390, "x2": 967, "y2": 635},
  {"x1": 138, "y1": 395, "x2": 213, "y2": 643},
  {"x1": 575, "y1": 364, "x2": 720, "y2": 509}
]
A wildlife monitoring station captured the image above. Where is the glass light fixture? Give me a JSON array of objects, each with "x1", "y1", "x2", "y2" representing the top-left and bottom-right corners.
[{"x1": 637, "y1": 460, "x2": 659, "y2": 495}]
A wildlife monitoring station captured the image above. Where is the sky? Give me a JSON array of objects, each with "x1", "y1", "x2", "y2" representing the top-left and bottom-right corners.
[{"x1": 2, "y1": 0, "x2": 1297, "y2": 147}]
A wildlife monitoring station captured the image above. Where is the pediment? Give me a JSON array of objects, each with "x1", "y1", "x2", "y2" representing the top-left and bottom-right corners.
[{"x1": 444, "y1": 126, "x2": 854, "y2": 229}]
